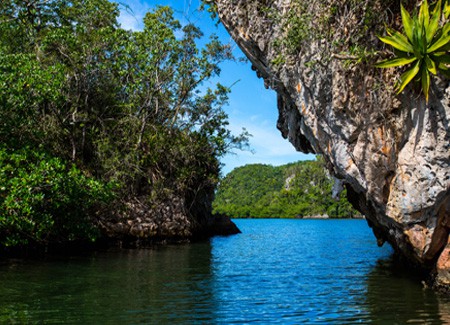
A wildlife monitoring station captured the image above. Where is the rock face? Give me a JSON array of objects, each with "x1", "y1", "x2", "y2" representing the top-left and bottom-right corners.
[
  {"x1": 99, "y1": 192, "x2": 240, "y2": 246},
  {"x1": 215, "y1": 0, "x2": 450, "y2": 290}
]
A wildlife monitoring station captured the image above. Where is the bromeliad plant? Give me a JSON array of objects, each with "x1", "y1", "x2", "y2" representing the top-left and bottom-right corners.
[{"x1": 375, "y1": 0, "x2": 450, "y2": 101}]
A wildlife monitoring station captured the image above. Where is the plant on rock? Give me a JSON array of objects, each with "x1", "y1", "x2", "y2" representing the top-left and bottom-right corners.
[{"x1": 375, "y1": 0, "x2": 450, "y2": 101}]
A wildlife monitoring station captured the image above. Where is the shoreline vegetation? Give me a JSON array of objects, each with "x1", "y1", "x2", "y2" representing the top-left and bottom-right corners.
[
  {"x1": 0, "y1": 1, "x2": 247, "y2": 254},
  {"x1": 213, "y1": 158, "x2": 359, "y2": 219},
  {"x1": 0, "y1": 1, "x2": 360, "y2": 257}
]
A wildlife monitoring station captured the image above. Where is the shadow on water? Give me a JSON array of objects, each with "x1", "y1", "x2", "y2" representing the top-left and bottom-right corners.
[
  {"x1": 365, "y1": 255, "x2": 450, "y2": 324},
  {"x1": 1, "y1": 219, "x2": 449, "y2": 324},
  {"x1": 0, "y1": 243, "x2": 216, "y2": 323}
]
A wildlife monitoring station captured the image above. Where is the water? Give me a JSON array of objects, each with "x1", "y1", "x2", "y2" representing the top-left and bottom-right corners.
[{"x1": 0, "y1": 219, "x2": 449, "y2": 324}]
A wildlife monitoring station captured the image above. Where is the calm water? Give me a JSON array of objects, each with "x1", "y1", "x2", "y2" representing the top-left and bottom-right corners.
[{"x1": 0, "y1": 219, "x2": 449, "y2": 324}]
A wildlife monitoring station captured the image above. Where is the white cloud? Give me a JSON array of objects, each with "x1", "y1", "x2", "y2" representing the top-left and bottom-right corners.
[
  {"x1": 118, "y1": 12, "x2": 142, "y2": 31},
  {"x1": 116, "y1": 0, "x2": 205, "y2": 31},
  {"x1": 116, "y1": 0, "x2": 151, "y2": 31},
  {"x1": 113, "y1": 0, "x2": 315, "y2": 176},
  {"x1": 221, "y1": 116, "x2": 314, "y2": 175}
]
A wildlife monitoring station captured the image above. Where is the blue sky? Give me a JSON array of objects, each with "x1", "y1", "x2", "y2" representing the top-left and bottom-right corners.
[{"x1": 114, "y1": 0, "x2": 314, "y2": 174}]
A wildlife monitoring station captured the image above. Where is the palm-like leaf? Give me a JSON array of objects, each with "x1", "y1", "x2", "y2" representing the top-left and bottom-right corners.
[
  {"x1": 421, "y1": 65, "x2": 431, "y2": 101},
  {"x1": 445, "y1": 0, "x2": 450, "y2": 19},
  {"x1": 425, "y1": 56, "x2": 437, "y2": 74},
  {"x1": 401, "y1": 4, "x2": 414, "y2": 42},
  {"x1": 376, "y1": 0, "x2": 450, "y2": 102},
  {"x1": 438, "y1": 64, "x2": 450, "y2": 77},
  {"x1": 443, "y1": 22, "x2": 450, "y2": 35},
  {"x1": 427, "y1": 0, "x2": 442, "y2": 43},
  {"x1": 379, "y1": 32, "x2": 414, "y2": 53},
  {"x1": 375, "y1": 56, "x2": 417, "y2": 68},
  {"x1": 427, "y1": 32, "x2": 450, "y2": 52},
  {"x1": 395, "y1": 60, "x2": 420, "y2": 94},
  {"x1": 419, "y1": 0, "x2": 430, "y2": 28},
  {"x1": 432, "y1": 52, "x2": 450, "y2": 64}
]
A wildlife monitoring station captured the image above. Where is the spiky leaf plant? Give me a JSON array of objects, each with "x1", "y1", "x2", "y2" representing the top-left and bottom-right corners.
[{"x1": 375, "y1": 0, "x2": 450, "y2": 101}]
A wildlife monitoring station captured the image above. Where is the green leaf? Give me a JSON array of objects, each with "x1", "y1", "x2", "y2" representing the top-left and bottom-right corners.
[
  {"x1": 440, "y1": 23, "x2": 450, "y2": 39},
  {"x1": 445, "y1": 0, "x2": 450, "y2": 19},
  {"x1": 434, "y1": 40, "x2": 450, "y2": 52},
  {"x1": 401, "y1": 4, "x2": 415, "y2": 42},
  {"x1": 427, "y1": 0, "x2": 442, "y2": 43},
  {"x1": 379, "y1": 32, "x2": 414, "y2": 53},
  {"x1": 425, "y1": 55, "x2": 438, "y2": 74},
  {"x1": 385, "y1": 26, "x2": 396, "y2": 37},
  {"x1": 421, "y1": 65, "x2": 430, "y2": 102},
  {"x1": 412, "y1": 22, "x2": 424, "y2": 58},
  {"x1": 396, "y1": 60, "x2": 421, "y2": 94},
  {"x1": 427, "y1": 31, "x2": 450, "y2": 52},
  {"x1": 437, "y1": 63, "x2": 450, "y2": 77},
  {"x1": 432, "y1": 52, "x2": 450, "y2": 64},
  {"x1": 419, "y1": 0, "x2": 430, "y2": 28},
  {"x1": 374, "y1": 56, "x2": 417, "y2": 68},
  {"x1": 422, "y1": 24, "x2": 429, "y2": 54}
]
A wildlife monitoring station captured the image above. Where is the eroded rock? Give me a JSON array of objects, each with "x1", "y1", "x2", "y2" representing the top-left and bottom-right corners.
[
  {"x1": 99, "y1": 193, "x2": 240, "y2": 246},
  {"x1": 214, "y1": 0, "x2": 449, "y2": 291}
]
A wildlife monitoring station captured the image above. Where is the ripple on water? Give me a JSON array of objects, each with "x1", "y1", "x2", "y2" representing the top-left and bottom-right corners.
[{"x1": 0, "y1": 219, "x2": 447, "y2": 324}]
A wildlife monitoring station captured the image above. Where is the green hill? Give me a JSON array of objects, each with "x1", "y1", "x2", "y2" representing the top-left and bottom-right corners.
[{"x1": 213, "y1": 157, "x2": 358, "y2": 218}]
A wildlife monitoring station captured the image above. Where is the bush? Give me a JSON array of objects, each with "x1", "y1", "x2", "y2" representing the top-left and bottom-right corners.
[{"x1": 0, "y1": 147, "x2": 114, "y2": 247}]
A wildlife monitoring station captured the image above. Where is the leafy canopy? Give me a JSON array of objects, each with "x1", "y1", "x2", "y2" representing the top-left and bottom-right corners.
[
  {"x1": 375, "y1": 0, "x2": 450, "y2": 101},
  {"x1": 0, "y1": 0, "x2": 249, "y2": 247},
  {"x1": 0, "y1": 146, "x2": 114, "y2": 247}
]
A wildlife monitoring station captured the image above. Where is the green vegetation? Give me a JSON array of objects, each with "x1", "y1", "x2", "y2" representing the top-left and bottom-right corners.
[
  {"x1": 201, "y1": 0, "x2": 450, "y2": 99},
  {"x1": 375, "y1": 0, "x2": 450, "y2": 101},
  {"x1": 0, "y1": 1, "x2": 247, "y2": 248},
  {"x1": 274, "y1": 0, "x2": 450, "y2": 99},
  {"x1": 213, "y1": 158, "x2": 357, "y2": 218},
  {"x1": 0, "y1": 147, "x2": 113, "y2": 247},
  {"x1": 272, "y1": 0, "x2": 394, "y2": 64}
]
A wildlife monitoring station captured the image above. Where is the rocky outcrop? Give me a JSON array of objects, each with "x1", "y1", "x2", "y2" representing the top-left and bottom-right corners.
[
  {"x1": 99, "y1": 193, "x2": 240, "y2": 246},
  {"x1": 214, "y1": 0, "x2": 450, "y2": 291}
]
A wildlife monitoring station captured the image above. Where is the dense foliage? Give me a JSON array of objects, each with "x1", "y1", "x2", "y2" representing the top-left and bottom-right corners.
[
  {"x1": 0, "y1": 0, "x2": 247, "y2": 247},
  {"x1": 0, "y1": 146, "x2": 113, "y2": 246},
  {"x1": 213, "y1": 158, "x2": 358, "y2": 218}
]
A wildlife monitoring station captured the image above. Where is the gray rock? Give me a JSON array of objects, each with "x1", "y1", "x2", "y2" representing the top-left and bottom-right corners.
[
  {"x1": 99, "y1": 191, "x2": 240, "y2": 245},
  {"x1": 215, "y1": 0, "x2": 449, "y2": 291}
]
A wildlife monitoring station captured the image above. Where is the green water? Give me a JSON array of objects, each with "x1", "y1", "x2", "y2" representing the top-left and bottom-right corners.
[{"x1": 0, "y1": 219, "x2": 449, "y2": 324}]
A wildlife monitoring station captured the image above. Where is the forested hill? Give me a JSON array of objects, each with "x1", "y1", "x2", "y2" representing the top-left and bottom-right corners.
[{"x1": 213, "y1": 158, "x2": 358, "y2": 218}]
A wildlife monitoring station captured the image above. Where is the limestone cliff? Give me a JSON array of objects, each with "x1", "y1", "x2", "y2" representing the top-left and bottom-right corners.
[{"x1": 214, "y1": 0, "x2": 450, "y2": 291}]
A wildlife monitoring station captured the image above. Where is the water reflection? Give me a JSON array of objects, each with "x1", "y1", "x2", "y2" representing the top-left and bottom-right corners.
[
  {"x1": 0, "y1": 243, "x2": 216, "y2": 323},
  {"x1": 439, "y1": 296, "x2": 450, "y2": 324},
  {"x1": 1, "y1": 220, "x2": 449, "y2": 324},
  {"x1": 366, "y1": 256, "x2": 445, "y2": 324}
]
